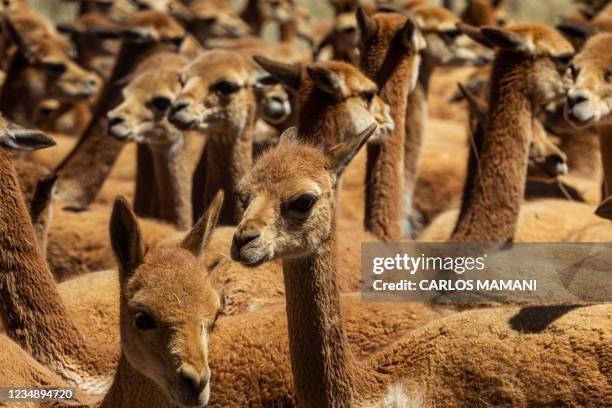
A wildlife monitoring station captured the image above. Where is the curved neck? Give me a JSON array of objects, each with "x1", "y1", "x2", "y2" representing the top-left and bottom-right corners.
[
  {"x1": 0, "y1": 149, "x2": 106, "y2": 384},
  {"x1": 0, "y1": 53, "x2": 39, "y2": 123},
  {"x1": 451, "y1": 53, "x2": 533, "y2": 242}
]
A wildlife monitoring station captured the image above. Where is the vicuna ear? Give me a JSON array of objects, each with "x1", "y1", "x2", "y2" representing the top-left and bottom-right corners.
[
  {"x1": 595, "y1": 195, "x2": 612, "y2": 221},
  {"x1": 3, "y1": 18, "x2": 38, "y2": 62},
  {"x1": 356, "y1": 7, "x2": 377, "y2": 44},
  {"x1": 326, "y1": 123, "x2": 377, "y2": 175},
  {"x1": 457, "y1": 83, "x2": 488, "y2": 125},
  {"x1": 306, "y1": 65, "x2": 345, "y2": 95},
  {"x1": 31, "y1": 172, "x2": 58, "y2": 220},
  {"x1": 110, "y1": 196, "x2": 144, "y2": 279},
  {"x1": 181, "y1": 190, "x2": 224, "y2": 257},
  {"x1": 278, "y1": 126, "x2": 298, "y2": 145},
  {"x1": 1, "y1": 124, "x2": 56, "y2": 151},
  {"x1": 456, "y1": 22, "x2": 493, "y2": 48},
  {"x1": 400, "y1": 17, "x2": 419, "y2": 53},
  {"x1": 253, "y1": 55, "x2": 302, "y2": 93},
  {"x1": 480, "y1": 26, "x2": 532, "y2": 53},
  {"x1": 556, "y1": 21, "x2": 594, "y2": 42},
  {"x1": 121, "y1": 26, "x2": 158, "y2": 43}
]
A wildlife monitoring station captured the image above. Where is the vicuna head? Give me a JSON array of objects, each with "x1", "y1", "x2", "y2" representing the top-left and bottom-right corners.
[
  {"x1": 6, "y1": 21, "x2": 100, "y2": 101},
  {"x1": 107, "y1": 54, "x2": 187, "y2": 143},
  {"x1": 254, "y1": 56, "x2": 394, "y2": 144},
  {"x1": 565, "y1": 33, "x2": 612, "y2": 128},
  {"x1": 410, "y1": 5, "x2": 494, "y2": 66},
  {"x1": 231, "y1": 124, "x2": 376, "y2": 265},
  {"x1": 459, "y1": 22, "x2": 575, "y2": 107},
  {"x1": 168, "y1": 50, "x2": 256, "y2": 134},
  {"x1": 109, "y1": 192, "x2": 224, "y2": 407}
]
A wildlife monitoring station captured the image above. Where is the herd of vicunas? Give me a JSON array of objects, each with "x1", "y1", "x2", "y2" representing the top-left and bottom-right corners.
[{"x1": 0, "y1": 0, "x2": 610, "y2": 406}]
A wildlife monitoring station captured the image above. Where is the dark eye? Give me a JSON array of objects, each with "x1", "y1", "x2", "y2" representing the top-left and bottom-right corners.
[
  {"x1": 442, "y1": 29, "x2": 461, "y2": 42},
  {"x1": 363, "y1": 90, "x2": 375, "y2": 105},
  {"x1": 557, "y1": 56, "x2": 572, "y2": 67},
  {"x1": 289, "y1": 193, "x2": 317, "y2": 213},
  {"x1": 569, "y1": 64, "x2": 579, "y2": 80},
  {"x1": 233, "y1": 190, "x2": 249, "y2": 208},
  {"x1": 149, "y1": 96, "x2": 171, "y2": 112},
  {"x1": 258, "y1": 75, "x2": 279, "y2": 87},
  {"x1": 606, "y1": 70, "x2": 612, "y2": 81},
  {"x1": 178, "y1": 75, "x2": 186, "y2": 87},
  {"x1": 44, "y1": 62, "x2": 67, "y2": 75},
  {"x1": 214, "y1": 80, "x2": 240, "y2": 95},
  {"x1": 134, "y1": 311, "x2": 156, "y2": 330}
]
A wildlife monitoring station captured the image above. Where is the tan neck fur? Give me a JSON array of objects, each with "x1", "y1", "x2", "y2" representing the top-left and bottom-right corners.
[
  {"x1": 148, "y1": 134, "x2": 193, "y2": 230},
  {"x1": 451, "y1": 52, "x2": 533, "y2": 242},
  {"x1": 364, "y1": 50, "x2": 413, "y2": 241},
  {"x1": 204, "y1": 104, "x2": 255, "y2": 226}
]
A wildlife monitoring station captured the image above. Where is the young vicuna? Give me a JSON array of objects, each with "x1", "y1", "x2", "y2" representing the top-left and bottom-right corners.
[
  {"x1": 357, "y1": 9, "x2": 425, "y2": 241},
  {"x1": 564, "y1": 33, "x2": 612, "y2": 216},
  {"x1": 101, "y1": 193, "x2": 223, "y2": 407},
  {"x1": 107, "y1": 52, "x2": 194, "y2": 230},
  {"x1": 169, "y1": 50, "x2": 257, "y2": 225},
  {"x1": 54, "y1": 10, "x2": 186, "y2": 209},
  {"x1": 231, "y1": 122, "x2": 610, "y2": 408}
]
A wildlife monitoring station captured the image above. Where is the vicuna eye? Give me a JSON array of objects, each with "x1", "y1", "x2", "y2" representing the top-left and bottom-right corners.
[
  {"x1": 606, "y1": 70, "x2": 612, "y2": 81},
  {"x1": 289, "y1": 194, "x2": 317, "y2": 213},
  {"x1": 442, "y1": 29, "x2": 460, "y2": 42},
  {"x1": 214, "y1": 80, "x2": 240, "y2": 95},
  {"x1": 44, "y1": 62, "x2": 67, "y2": 75},
  {"x1": 134, "y1": 311, "x2": 156, "y2": 330},
  {"x1": 569, "y1": 64, "x2": 579, "y2": 79},
  {"x1": 363, "y1": 90, "x2": 375, "y2": 105},
  {"x1": 149, "y1": 96, "x2": 171, "y2": 112},
  {"x1": 557, "y1": 56, "x2": 572, "y2": 67}
]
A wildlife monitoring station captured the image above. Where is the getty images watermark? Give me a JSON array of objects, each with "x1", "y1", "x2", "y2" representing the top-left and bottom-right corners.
[{"x1": 361, "y1": 243, "x2": 612, "y2": 302}]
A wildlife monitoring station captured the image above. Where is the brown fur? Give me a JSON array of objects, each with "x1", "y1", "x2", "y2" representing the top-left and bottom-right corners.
[
  {"x1": 108, "y1": 52, "x2": 194, "y2": 230},
  {"x1": 0, "y1": 119, "x2": 116, "y2": 396},
  {"x1": 169, "y1": 50, "x2": 256, "y2": 225},
  {"x1": 231, "y1": 114, "x2": 609, "y2": 408},
  {"x1": 451, "y1": 23, "x2": 574, "y2": 242},
  {"x1": 358, "y1": 11, "x2": 425, "y2": 241},
  {"x1": 54, "y1": 11, "x2": 185, "y2": 209},
  {"x1": 99, "y1": 194, "x2": 222, "y2": 407},
  {"x1": 13, "y1": 160, "x2": 57, "y2": 256},
  {"x1": 565, "y1": 34, "x2": 612, "y2": 204}
]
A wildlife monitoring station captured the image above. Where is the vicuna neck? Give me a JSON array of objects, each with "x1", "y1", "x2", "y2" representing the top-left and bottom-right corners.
[
  {"x1": 148, "y1": 135, "x2": 193, "y2": 230},
  {"x1": 55, "y1": 41, "x2": 174, "y2": 207},
  {"x1": 0, "y1": 53, "x2": 40, "y2": 124},
  {"x1": 282, "y1": 220, "x2": 355, "y2": 407},
  {"x1": 0, "y1": 149, "x2": 111, "y2": 388},
  {"x1": 451, "y1": 53, "x2": 533, "y2": 242},
  {"x1": 101, "y1": 355, "x2": 172, "y2": 408},
  {"x1": 297, "y1": 86, "x2": 353, "y2": 148},
  {"x1": 365, "y1": 52, "x2": 414, "y2": 241},
  {"x1": 402, "y1": 54, "x2": 437, "y2": 236},
  {"x1": 204, "y1": 105, "x2": 255, "y2": 225},
  {"x1": 597, "y1": 124, "x2": 612, "y2": 196}
]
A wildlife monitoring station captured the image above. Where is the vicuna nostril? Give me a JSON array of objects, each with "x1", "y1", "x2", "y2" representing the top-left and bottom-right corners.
[
  {"x1": 179, "y1": 369, "x2": 201, "y2": 395},
  {"x1": 169, "y1": 101, "x2": 189, "y2": 117},
  {"x1": 546, "y1": 154, "x2": 567, "y2": 175},
  {"x1": 568, "y1": 94, "x2": 588, "y2": 107},
  {"x1": 234, "y1": 229, "x2": 261, "y2": 249},
  {"x1": 108, "y1": 116, "x2": 125, "y2": 127},
  {"x1": 108, "y1": 116, "x2": 125, "y2": 128}
]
